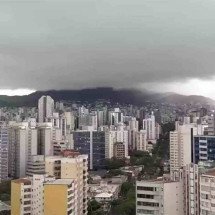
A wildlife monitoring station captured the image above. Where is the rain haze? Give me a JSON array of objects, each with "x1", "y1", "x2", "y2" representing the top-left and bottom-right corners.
[{"x1": 1, "y1": 0, "x2": 215, "y2": 98}]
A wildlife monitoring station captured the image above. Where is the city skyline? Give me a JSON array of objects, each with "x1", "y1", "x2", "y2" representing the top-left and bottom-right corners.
[{"x1": 2, "y1": 1, "x2": 215, "y2": 214}]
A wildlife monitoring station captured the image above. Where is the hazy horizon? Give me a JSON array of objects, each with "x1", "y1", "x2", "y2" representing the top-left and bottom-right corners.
[{"x1": 0, "y1": 85, "x2": 214, "y2": 100}]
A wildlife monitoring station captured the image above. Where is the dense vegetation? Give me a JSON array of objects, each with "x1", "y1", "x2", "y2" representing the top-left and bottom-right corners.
[
  {"x1": 88, "y1": 200, "x2": 103, "y2": 215},
  {"x1": 105, "y1": 158, "x2": 126, "y2": 170},
  {"x1": 111, "y1": 181, "x2": 135, "y2": 215}
]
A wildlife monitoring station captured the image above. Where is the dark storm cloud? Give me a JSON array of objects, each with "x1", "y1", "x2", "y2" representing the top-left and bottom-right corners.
[{"x1": 1, "y1": 0, "x2": 215, "y2": 90}]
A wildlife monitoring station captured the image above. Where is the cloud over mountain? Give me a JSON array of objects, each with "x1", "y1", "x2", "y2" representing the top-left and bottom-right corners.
[{"x1": 0, "y1": 0, "x2": 215, "y2": 91}]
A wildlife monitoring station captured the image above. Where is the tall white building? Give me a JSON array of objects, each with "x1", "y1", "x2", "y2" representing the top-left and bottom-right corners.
[
  {"x1": 37, "y1": 123, "x2": 53, "y2": 156},
  {"x1": 78, "y1": 112, "x2": 97, "y2": 130},
  {"x1": 136, "y1": 178, "x2": 184, "y2": 215},
  {"x1": 183, "y1": 163, "x2": 199, "y2": 215},
  {"x1": 143, "y1": 112, "x2": 156, "y2": 141},
  {"x1": 105, "y1": 125, "x2": 129, "y2": 159},
  {"x1": 64, "y1": 111, "x2": 75, "y2": 131},
  {"x1": 105, "y1": 130, "x2": 117, "y2": 159},
  {"x1": 97, "y1": 110, "x2": 105, "y2": 127},
  {"x1": 38, "y1": 96, "x2": 54, "y2": 123},
  {"x1": 135, "y1": 130, "x2": 147, "y2": 151},
  {"x1": 184, "y1": 116, "x2": 191, "y2": 124},
  {"x1": 109, "y1": 108, "x2": 123, "y2": 126},
  {"x1": 128, "y1": 117, "x2": 139, "y2": 131},
  {"x1": 8, "y1": 123, "x2": 37, "y2": 178},
  {"x1": 207, "y1": 114, "x2": 215, "y2": 135},
  {"x1": 170, "y1": 124, "x2": 197, "y2": 175}
]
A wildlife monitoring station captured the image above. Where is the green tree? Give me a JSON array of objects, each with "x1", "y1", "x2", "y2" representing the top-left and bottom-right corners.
[
  {"x1": 88, "y1": 200, "x2": 101, "y2": 215},
  {"x1": 105, "y1": 158, "x2": 125, "y2": 170},
  {"x1": 120, "y1": 182, "x2": 134, "y2": 197},
  {"x1": 104, "y1": 169, "x2": 124, "y2": 178},
  {"x1": 112, "y1": 182, "x2": 135, "y2": 215}
]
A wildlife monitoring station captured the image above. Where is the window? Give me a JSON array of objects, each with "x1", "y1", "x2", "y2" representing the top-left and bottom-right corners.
[
  {"x1": 137, "y1": 194, "x2": 154, "y2": 199},
  {"x1": 137, "y1": 186, "x2": 154, "y2": 191}
]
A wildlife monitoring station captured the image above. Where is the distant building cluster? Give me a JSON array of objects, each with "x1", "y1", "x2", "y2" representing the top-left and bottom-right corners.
[{"x1": 0, "y1": 95, "x2": 162, "y2": 214}]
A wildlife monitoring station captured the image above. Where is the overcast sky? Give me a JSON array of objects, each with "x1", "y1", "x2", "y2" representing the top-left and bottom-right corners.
[{"x1": 1, "y1": 0, "x2": 215, "y2": 98}]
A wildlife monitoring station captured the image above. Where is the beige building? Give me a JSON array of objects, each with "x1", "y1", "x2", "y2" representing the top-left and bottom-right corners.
[
  {"x1": 26, "y1": 155, "x2": 45, "y2": 176},
  {"x1": 135, "y1": 130, "x2": 148, "y2": 151},
  {"x1": 45, "y1": 150, "x2": 88, "y2": 215},
  {"x1": 200, "y1": 169, "x2": 215, "y2": 215},
  {"x1": 11, "y1": 174, "x2": 77, "y2": 215},
  {"x1": 113, "y1": 142, "x2": 125, "y2": 159},
  {"x1": 38, "y1": 96, "x2": 54, "y2": 123},
  {"x1": 170, "y1": 123, "x2": 197, "y2": 175},
  {"x1": 105, "y1": 127, "x2": 129, "y2": 159},
  {"x1": 136, "y1": 178, "x2": 184, "y2": 215}
]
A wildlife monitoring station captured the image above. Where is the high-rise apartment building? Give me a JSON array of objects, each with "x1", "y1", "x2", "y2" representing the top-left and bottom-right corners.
[
  {"x1": 73, "y1": 130, "x2": 105, "y2": 169},
  {"x1": 26, "y1": 155, "x2": 45, "y2": 176},
  {"x1": 97, "y1": 110, "x2": 105, "y2": 127},
  {"x1": 8, "y1": 123, "x2": 37, "y2": 178},
  {"x1": 183, "y1": 163, "x2": 199, "y2": 215},
  {"x1": 127, "y1": 117, "x2": 139, "y2": 151},
  {"x1": 207, "y1": 114, "x2": 215, "y2": 135},
  {"x1": 37, "y1": 123, "x2": 53, "y2": 156},
  {"x1": 64, "y1": 111, "x2": 75, "y2": 131},
  {"x1": 136, "y1": 178, "x2": 184, "y2": 215},
  {"x1": 11, "y1": 174, "x2": 77, "y2": 215},
  {"x1": 135, "y1": 130, "x2": 147, "y2": 151},
  {"x1": 193, "y1": 135, "x2": 215, "y2": 164},
  {"x1": 200, "y1": 169, "x2": 215, "y2": 215},
  {"x1": 109, "y1": 108, "x2": 123, "y2": 126},
  {"x1": 45, "y1": 151, "x2": 88, "y2": 215},
  {"x1": 44, "y1": 179, "x2": 77, "y2": 215},
  {"x1": 170, "y1": 124, "x2": 197, "y2": 175},
  {"x1": 113, "y1": 142, "x2": 125, "y2": 159},
  {"x1": 0, "y1": 124, "x2": 8, "y2": 181},
  {"x1": 78, "y1": 112, "x2": 98, "y2": 130},
  {"x1": 128, "y1": 117, "x2": 139, "y2": 131},
  {"x1": 38, "y1": 96, "x2": 54, "y2": 123},
  {"x1": 105, "y1": 128, "x2": 129, "y2": 159},
  {"x1": 143, "y1": 112, "x2": 156, "y2": 141}
]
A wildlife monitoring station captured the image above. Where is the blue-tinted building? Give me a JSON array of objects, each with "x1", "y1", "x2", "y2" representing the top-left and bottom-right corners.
[
  {"x1": 92, "y1": 131, "x2": 106, "y2": 170},
  {"x1": 193, "y1": 135, "x2": 215, "y2": 164},
  {"x1": 73, "y1": 130, "x2": 105, "y2": 170}
]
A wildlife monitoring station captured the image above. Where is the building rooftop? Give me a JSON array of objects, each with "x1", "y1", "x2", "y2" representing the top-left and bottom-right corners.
[
  {"x1": 13, "y1": 178, "x2": 31, "y2": 184},
  {"x1": 45, "y1": 179, "x2": 75, "y2": 185},
  {"x1": 89, "y1": 182, "x2": 120, "y2": 197},
  {"x1": 137, "y1": 176, "x2": 177, "y2": 184},
  {"x1": 95, "y1": 192, "x2": 113, "y2": 198},
  {"x1": 203, "y1": 168, "x2": 215, "y2": 177},
  {"x1": 61, "y1": 149, "x2": 80, "y2": 157}
]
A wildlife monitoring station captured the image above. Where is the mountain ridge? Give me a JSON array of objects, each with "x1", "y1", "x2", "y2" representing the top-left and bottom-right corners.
[{"x1": 0, "y1": 88, "x2": 213, "y2": 107}]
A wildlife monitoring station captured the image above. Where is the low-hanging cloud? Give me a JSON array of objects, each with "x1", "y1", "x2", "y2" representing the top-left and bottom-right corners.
[{"x1": 1, "y1": 0, "x2": 215, "y2": 90}]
